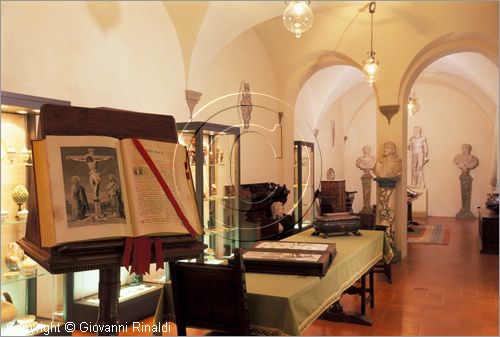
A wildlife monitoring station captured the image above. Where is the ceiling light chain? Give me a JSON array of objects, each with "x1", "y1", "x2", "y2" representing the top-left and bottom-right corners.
[{"x1": 362, "y1": 1, "x2": 380, "y2": 86}]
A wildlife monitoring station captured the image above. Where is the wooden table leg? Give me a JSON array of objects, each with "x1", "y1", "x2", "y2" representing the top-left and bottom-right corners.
[
  {"x1": 320, "y1": 272, "x2": 373, "y2": 326},
  {"x1": 96, "y1": 267, "x2": 121, "y2": 336},
  {"x1": 369, "y1": 269, "x2": 375, "y2": 308}
]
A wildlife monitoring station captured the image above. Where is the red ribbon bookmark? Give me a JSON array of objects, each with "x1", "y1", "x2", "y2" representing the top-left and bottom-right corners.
[
  {"x1": 121, "y1": 139, "x2": 198, "y2": 274},
  {"x1": 131, "y1": 138, "x2": 198, "y2": 237}
]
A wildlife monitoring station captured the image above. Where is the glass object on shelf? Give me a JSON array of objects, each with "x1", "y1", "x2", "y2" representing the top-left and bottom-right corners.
[
  {"x1": 5, "y1": 242, "x2": 25, "y2": 272},
  {"x1": 177, "y1": 122, "x2": 240, "y2": 260},
  {"x1": 6, "y1": 145, "x2": 17, "y2": 163},
  {"x1": 294, "y1": 141, "x2": 315, "y2": 231},
  {"x1": 19, "y1": 146, "x2": 32, "y2": 164}
]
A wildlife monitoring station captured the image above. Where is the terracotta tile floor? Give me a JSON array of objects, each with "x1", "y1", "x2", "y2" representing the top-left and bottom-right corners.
[
  {"x1": 303, "y1": 216, "x2": 499, "y2": 336},
  {"x1": 74, "y1": 216, "x2": 498, "y2": 336}
]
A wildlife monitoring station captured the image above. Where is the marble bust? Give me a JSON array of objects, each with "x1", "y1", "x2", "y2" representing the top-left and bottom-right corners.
[
  {"x1": 356, "y1": 145, "x2": 376, "y2": 176},
  {"x1": 373, "y1": 141, "x2": 402, "y2": 178},
  {"x1": 454, "y1": 143, "x2": 479, "y2": 175}
]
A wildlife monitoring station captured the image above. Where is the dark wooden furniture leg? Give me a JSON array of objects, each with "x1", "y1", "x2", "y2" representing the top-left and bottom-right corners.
[
  {"x1": 369, "y1": 269, "x2": 374, "y2": 308},
  {"x1": 320, "y1": 272, "x2": 373, "y2": 326},
  {"x1": 169, "y1": 261, "x2": 187, "y2": 336},
  {"x1": 96, "y1": 268, "x2": 121, "y2": 336}
]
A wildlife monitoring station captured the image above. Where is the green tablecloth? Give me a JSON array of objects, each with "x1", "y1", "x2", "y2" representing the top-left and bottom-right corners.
[
  {"x1": 157, "y1": 229, "x2": 387, "y2": 335},
  {"x1": 244, "y1": 229, "x2": 385, "y2": 335}
]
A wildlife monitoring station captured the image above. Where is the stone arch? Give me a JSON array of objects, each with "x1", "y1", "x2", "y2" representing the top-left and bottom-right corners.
[{"x1": 399, "y1": 32, "x2": 498, "y2": 109}]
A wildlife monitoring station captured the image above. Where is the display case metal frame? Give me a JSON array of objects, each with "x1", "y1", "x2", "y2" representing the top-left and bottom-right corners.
[{"x1": 294, "y1": 141, "x2": 315, "y2": 232}]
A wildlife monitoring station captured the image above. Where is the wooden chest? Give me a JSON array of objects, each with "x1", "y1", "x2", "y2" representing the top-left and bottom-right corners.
[{"x1": 320, "y1": 180, "x2": 346, "y2": 213}]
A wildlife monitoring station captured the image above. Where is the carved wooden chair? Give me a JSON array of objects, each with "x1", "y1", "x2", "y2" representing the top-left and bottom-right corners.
[{"x1": 170, "y1": 249, "x2": 285, "y2": 336}]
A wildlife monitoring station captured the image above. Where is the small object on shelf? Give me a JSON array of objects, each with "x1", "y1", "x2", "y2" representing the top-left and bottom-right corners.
[
  {"x1": 203, "y1": 146, "x2": 208, "y2": 164},
  {"x1": 128, "y1": 273, "x2": 143, "y2": 286},
  {"x1": 19, "y1": 146, "x2": 32, "y2": 163},
  {"x1": 215, "y1": 148, "x2": 220, "y2": 164},
  {"x1": 1, "y1": 292, "x2": 17, "y2": 324},
  {"x1": 485, "y1": 192, "x2": 499, "y2": 215},
  {"x1": 1, "y1": 210, "x2": 8, "y2": 224},
  {"x1": 6, "y1": 144, "x2": 17, "y2": 163},
  {"x1": 327, "y1": 168, "x2": 335, "y2": 180},
  {"x1": 16, "y1": 208, "x2": 29, "y2": 221},
  {"x1": 11, "y1": 184, "x2": 29, "y2": 208},
  {"x1": 20, "y1": 257, "x2": 38, "y2": 276},
  {"x1": 313, "y1": 213, "x2": 362, "y2": 237},
  {"x1": 1, "y1": 139, "x2": 6, "y2": 161},
  {"x1": 16, "y1": 314, "x2": 36, "y2": 325},
  {"x1": 219, "y1": 149, "x2": 224, "y2": 163},
  {"x1": 5, "y1": 242, "x2": 25, "y2": 271}
]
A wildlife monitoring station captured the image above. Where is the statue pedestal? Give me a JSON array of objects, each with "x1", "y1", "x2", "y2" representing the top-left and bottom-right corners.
[
  {"x1": 374, "y1": 177, "x2": 400, "y2": 260},
  {"x1": 359, "y1": 174, "x2": 374, "y2": 214},
  {"x1": 409, "y1": 187, "x2": 427, "y2": 218},
  {"x1": 457, "y1": 173, "x2": 475, "y2": 219}
]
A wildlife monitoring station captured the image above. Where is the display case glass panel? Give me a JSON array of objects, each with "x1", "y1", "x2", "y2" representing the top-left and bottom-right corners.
[
  {"x1": 294, "y1": 141, "x2": 315, "y2": 231},
  {"x1": 177, "y1": 122, "x2": 240, "y2": 262},
  {"x1": 1, "y1": 92, "x2": 70, "y2": 335},
  {"x1": 68, "y1": 265, "x2": 164, "y2": 324}
]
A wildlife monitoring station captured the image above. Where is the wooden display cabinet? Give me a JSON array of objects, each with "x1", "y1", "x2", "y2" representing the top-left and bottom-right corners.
[{"x1": 479, "y1": 208, "x2": 499, "y2": 254}]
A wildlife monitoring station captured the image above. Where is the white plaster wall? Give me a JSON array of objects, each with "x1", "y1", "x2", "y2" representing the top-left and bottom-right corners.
[
  {"x1": 314, "y1": 101, "x2": 346, "y2": 184},
  {"x1": 343, "y1": 94, "x2": 378, "y2": 214},
  {"x1": 191, "y1": 29, "x2": 283, "y2": 186},
  {"x1": 407, "y1": 82, "x2": 494, "y2": 217},
  {"x1": 1, "y1": 1, "x2": 187, "y2": 118}
]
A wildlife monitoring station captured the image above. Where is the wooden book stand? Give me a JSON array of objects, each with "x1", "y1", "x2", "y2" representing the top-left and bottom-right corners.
[{"x1": 17, "y1": 104, "x2": 205, "y2": 335}]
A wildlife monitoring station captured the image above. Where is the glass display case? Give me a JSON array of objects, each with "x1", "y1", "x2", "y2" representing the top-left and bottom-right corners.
[
  {"x1": 177, "y1": 122, "x2": 240, "y2": 262},
  {"x1": 67, "y1": 267, "x2": 164, "y2": 325},
  {"x1": 1, "y1": 91, "x2": 70, "y2": 335},
  {"x1": 294, "y1": 141, "x2": 315, "y2": 231}
]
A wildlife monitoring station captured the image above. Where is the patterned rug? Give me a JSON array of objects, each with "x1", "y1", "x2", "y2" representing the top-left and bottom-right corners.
[{"x1": 407, "y1": 224, "x2": 450, "y2": 245}]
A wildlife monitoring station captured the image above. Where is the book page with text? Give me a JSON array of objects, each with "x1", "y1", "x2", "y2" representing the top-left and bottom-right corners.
[{"x1": 120, "y1": 139, "x2": 202, "y2": 237}]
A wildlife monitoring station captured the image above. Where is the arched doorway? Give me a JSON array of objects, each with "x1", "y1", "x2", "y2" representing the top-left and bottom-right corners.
[
  {"x1": 294, "y1": 64, "x2": 378, "y2": 215},
  {"x1": 405, "y1": 52, "x2": 498, "y2": 221}
]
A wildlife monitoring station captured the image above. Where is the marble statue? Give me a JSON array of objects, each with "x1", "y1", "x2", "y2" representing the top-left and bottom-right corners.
[
  {"x1": 373, "y1": 141, "x2": 402, "y2": 178},
  {"x1": 454, "y1": 143, "x2": 479, "y2": 219},
  {"x1": 408, "y1": 126, "x2": 429, "y2": 188},
  {"x1": 355, "y1": 145, "x2": 376, "y2": 214}
]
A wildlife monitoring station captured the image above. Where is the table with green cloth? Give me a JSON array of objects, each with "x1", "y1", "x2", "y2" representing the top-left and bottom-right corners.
[
  {"x1": 157, "y1": 229, "x2": 390, "y2": 335},
  {"x1": 244, "y1": 229, "x2": 387, "y2": 335}
]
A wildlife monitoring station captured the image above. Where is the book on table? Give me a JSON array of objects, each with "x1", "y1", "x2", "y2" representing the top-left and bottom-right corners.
[
  {"x1": 231, "y1": 241, "x2": 336, "y2": 276},
  {"x1": 32, "y1": 135, "x2": 203, "y2": 247}
]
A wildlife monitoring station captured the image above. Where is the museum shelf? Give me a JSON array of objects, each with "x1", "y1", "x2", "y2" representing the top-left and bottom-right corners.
[{"x1": 1, "y1": 270, "x2": 49, "y2": 285}]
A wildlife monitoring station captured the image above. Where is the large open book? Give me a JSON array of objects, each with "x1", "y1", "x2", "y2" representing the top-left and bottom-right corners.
[{"x1": 32, "y1": 135, "x2": 203, "y2": 247}]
